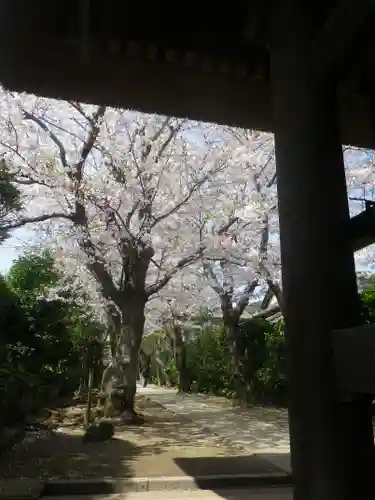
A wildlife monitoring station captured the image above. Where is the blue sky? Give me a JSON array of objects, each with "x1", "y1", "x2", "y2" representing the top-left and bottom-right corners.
[{"x1": 0, "y1": 227, "x2": 36, "y2": 274}]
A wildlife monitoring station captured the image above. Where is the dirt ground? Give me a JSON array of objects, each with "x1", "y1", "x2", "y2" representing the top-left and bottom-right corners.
[{"x1": 0, "y1": 395, "x2": 281, "y2": 480}]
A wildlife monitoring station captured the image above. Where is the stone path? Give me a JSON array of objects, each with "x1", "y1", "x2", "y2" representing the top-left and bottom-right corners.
[{"x1": 138, "y1": 385, "x2": 291, "y2": 473}]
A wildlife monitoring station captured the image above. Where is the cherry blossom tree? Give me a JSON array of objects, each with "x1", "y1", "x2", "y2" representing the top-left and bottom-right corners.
[
  {"x1": 0, "y1": 89, "x2": 245, "y2": 413},
  {"x1": 344, "y1": 147, "x2": 375, "y2": 272},
  {"x1": 183, "y1": 129, "x2": 282, "y2": 395},
  {"x1": 145, "y1": 268, "x2": 209, "y2": 392}
]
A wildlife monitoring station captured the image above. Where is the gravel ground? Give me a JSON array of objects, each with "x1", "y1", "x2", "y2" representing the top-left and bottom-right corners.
[{"x1": 0, "y1": 396, "x2": 280, "y2": 480}]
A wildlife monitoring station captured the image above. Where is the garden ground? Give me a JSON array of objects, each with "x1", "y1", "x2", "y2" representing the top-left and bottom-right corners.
[
  {"x1": 0, "y1": 394, "x2": 287, "y2": 483},
  {"x1": 137, "y1": 385, "x2": 291, "y2": 475}
]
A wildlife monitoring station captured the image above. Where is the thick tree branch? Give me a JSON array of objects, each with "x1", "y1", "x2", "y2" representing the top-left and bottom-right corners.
[
  {"x1": 10, "y1": 103, "x2": 119, "y2": 314},
  {"x1": 1, "y1": 212, "x2": 74, "y2": 231},
  {"x1": 265, "y1": 278, "x2": 284, "y2": 312},
  {"x1": 146, "y1": 247, "x2": 204, "y2": 297},
  {"x1": 86, "y1": 259, "x2": 121, "y2": 306},
  {"x1": 202, "y1": 261, "x2": 222, "y2": 295},
  {"x1": 221, "y1": 292, "x2": 234, "y2": 320},
  {"x1": 75, "y1": 105, "x2": 106, "y2": 180},
  {"x1": 231, "y1": 214, "x2": 271, "y2": 318},
  {"x1": 126, "y1": 200, "x2": 140, "y2": 228},
  {"x1": 250, "y1": 304, "x2": 281, "y2": 321},
  {"x1": 234, "y1": 279, "x2": 259, "y2": 318},
  {"x1": 266, "y1": 172, "x2": 277, "y2": 188},
  {"x1": 217, "y1": 217, "x2": 239, "y2": 235},
  {"x1": 259, "y1": 215, "x2": 269, "y2": 257},
  {"x1": 79, "y1": 229, "x2": 121, "y2": 306},
  {"x1": 220, "y1": 258, "x2": 234, "y2": 298},
  {"x1": 209, "y1": 208, "x2": 271, "y2": 323},
  {"x1": 261, "y1": 286, "x2": 274, "y2": 310}
]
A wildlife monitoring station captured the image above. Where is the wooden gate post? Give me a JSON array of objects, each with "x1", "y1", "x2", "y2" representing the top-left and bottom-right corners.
[{"x1": 270, "y1": 3, "x2": 374, "y2": 499}]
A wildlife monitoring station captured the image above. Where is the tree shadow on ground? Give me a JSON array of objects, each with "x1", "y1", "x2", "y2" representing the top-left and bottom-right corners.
[
  {"x1": 125, "y1": 410, "x2": 245, "y2": 457},
  {"x1": 140, "y1": 388, "x2": 290, "y2": 452},
  {"x1": 186, "y1": 408, "x2": 290, "y2": 451},
  {"x1": 0, "y1": 391, "x2": 294, "y2": 499},
  {"x1": 0, "y1": 396, "x2": 150, "y2": 481},
  {"x1": 173, "y1": 456, "x2": 292, "y2": 500},
  {"x1": 0, "y1": 431, "x2": 139, "y2": 480},
  {"x1": 174, "y1": 455, "x2": 286, "y2": 476},
  {"x1": 0, "y1": 431, "x2": 142, "y2": 500},
  {"x1": 0, "y1": 395, "x2": 247, "y2": 482}
]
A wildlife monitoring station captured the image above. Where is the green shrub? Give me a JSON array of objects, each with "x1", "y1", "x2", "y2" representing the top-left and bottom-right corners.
[
  {"x1": 153, "y1": 317, "x2": 287, "y2": 406},
  {"x1": 0, "y1": 252, "x2": 103, "y2": 429}
]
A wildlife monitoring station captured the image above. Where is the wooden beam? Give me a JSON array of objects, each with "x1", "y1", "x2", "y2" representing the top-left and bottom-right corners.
[
  {"x1": 333, "y1": 324, "x2": 375, "y2": 394},
  {"x1": 349, "y1": 205, "x2": 375, "y2": 252},
  {"x1": 80, "y1": 0, "x2": 91, "y2": 65},
  {"x1": 310, "y1": 0, "x2": 374, "y2": 80},
  {"x1": 0, "y1": 36, "x2": 375, "y2": 148}
]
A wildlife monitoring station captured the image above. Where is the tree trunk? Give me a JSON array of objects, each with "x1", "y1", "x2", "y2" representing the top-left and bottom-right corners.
[
  {"x1": 114, "y1": 348, "x2": 139, "y2": 413},
  {"x1": 111, "y1": 298, "x2": 146, "y2": 415},
  {"x1": 225, "y1": 318, "x2": 246, "y2": 404},
  {"x1": 156, "y1": 362, "x2": 161, "y2": 386},
  {"x1": 93, "y1": 357, "x2": 104, "y2": 389},
  {"x1": 84, "y1": 366, "x2": 94, "y2": 428},
  {"x1": 77, "y1": 353, "x2": 88, "y2": 398},
  {"x1": 174, "y1": 326, "x2": 189, "y2": 393}
]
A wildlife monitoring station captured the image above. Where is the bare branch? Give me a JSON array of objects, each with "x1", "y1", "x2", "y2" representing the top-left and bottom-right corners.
[
  {"x1": 40, "y1": 113, "x2": 102, "y2": 154},
  {"x1": 151, "y1": 258, "x2": 162, "y2": 270},
  {"x1": 231, "y1": 215, "x2": 272, "y2": 317},
  {"x1": 207, "y1": 206, "x2": 272, "y2": 321},
  {"x1": 153, "y1": 119, "x2": 185, "y2": 162},
  {"x1": 88, "y1": 195, "x2": 138, "y2": 246},
  {"x1": 152, "y1": 165, "x2": 226, "y2": 228},
  {"x1": 150, "y1": 248, "x2": 168, "y2": 283},
  {"x1": 69, "y1": 102, "x2": 95, "y2": 125},
  {"x1": 22, "y1": 110, "x2": 68, "y2": 170},
  {"x1": 0, "y1": 141, "x2": 32, "y2": 169},
  {"x1": 123, "y1": 122, "x2": 145, "y2": 194},
  {"x1": 12, "y1": 176, "x2": 51, "y2": 187}
]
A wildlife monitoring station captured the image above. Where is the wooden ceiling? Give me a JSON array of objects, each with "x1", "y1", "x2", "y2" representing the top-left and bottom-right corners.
[{"x1": 0, "y1": 1, "x2": 374, "y2": 148}]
